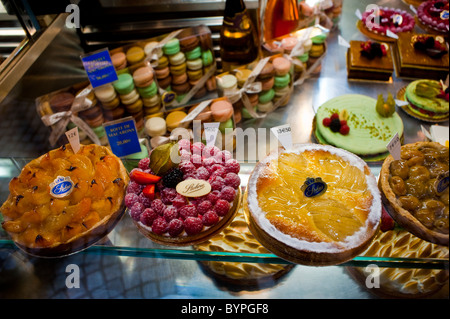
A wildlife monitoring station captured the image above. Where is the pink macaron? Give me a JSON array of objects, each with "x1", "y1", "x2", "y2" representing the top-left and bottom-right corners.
[
  {"x1": 155, "y1": 66, "x2": 170, "y2": 79},
  {"x1": 272, "y1": 57, "x2": 291, "y2": 76},
  {"x1": 133, "y1": 66, "x2": 154, "y2": 88},
  {"x1": 210, "y1": 100, "x2": 234, "y2": 122}
]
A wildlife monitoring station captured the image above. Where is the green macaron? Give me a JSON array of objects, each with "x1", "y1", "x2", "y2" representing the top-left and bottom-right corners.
[
  {"x1": 185, "y1": 46, "x2": 202, "y2": 60},
  {"x1": 274, "y1": 74, "x2": 291, "y2": 88},
  {"x1": 258, "y1": 88, "x2": 275, "y2": 104},
  {"x1": 202, "y1": 49, "x2": 214, "y2": 67},
  {"x1": 113, "y1": 73, "x2": 135, "y2": 95},
  {"x1": 163, "y1": 38, "x2": 181, "y2": 56},
  {"x1": 137, "y1": 81, "x2": 158, "y2": 98}
]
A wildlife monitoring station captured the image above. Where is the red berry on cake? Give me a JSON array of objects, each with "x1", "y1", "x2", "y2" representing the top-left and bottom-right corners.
[
  {"x1": 340, "y1": 124, "x2": 350, "y2": 135},
  {"x1": 322, "y1": 117, "x2": 332, "y2": 127}
]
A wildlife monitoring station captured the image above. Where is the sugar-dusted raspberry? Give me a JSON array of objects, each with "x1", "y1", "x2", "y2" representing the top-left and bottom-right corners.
[
  {"x1": 220, "y1": 186, "x2": 236, "y2": 202},
  {"x1": 221, "y1": 150, "x2": 233, "y2": 163},
  {"x1": 214, "y1": 199, "x2": 230, "y2": 216},
  {"x1": 203, "y1": 145, "x2": 221, "y2": 159},
  {"x1": 224, "y1": 159, "x2": 240, "y2": 174},
  {"x1": 138, "y1": 157, "x2": 150, "y2": 170},
  {"x1": 179, "y1": 204, "x2": 198, "y2": 219},
  {"x1": 150, "y1": 199, "x2": 166, "y2": 215},
  {"x1": 202, "y1": 211, "x2": 219, "y2": 226},
  {"x1": 209, "y1": 176, "x2": 225, "y2": 191},
  {"x1": 197, "y1": 200, "x2": 213, "y2": 215},
  {"x1": 126, "y1": 181, "x2": 143, "y2": 195},
  {"x1": 178, "y1": 138, "x2": 191, "y2": 152},
  {"x1": 206, "y1": 190, "x2": 221, "y2": 204},
  {"x1": 179, "y1": 150, "x2": 191, "y2": 163},
  {"x1": 160, "y1": 187, "x2": 178, "y2": 205},
  {"x1": 172, "y1": 194, "x2": 188, "y2": 209},
  {"x1": 179, "y1": 161, "x2": 196, "y2": 175},
  {"x1": 163, "y1": 206, "x2": 179, "y2": 222},
  {"x1": 125, "y1": 193, "x2": 140, "y2": 208},
  {"x1": 196, "y1": 166, "x2": 210, "y2": 180},
  {"x1": 168, "y1": 218, "x2": 184, "y2": 237},
  {"x1": 191, "y1": 154, "x2": 203, "y2": 167},
  {"x1": 152, "y1": 217, "x2": 168, "y2": 235},
  {"x1": 210, "y1": 167, "x2": 227, "y2": 179},
  {"x1": 138, "y1": 192, "x2": 152, "y2": 208},
  {"x1": 191, "y1": 142, "x2": 205, "y2": 155},
  {"x1": 140, "y1": 208, "x2": 158, "y2": 226},
  {"x1": 129, "y1": 202, "x2": 145, "y2": 220},
  {"x1": 184, "y1": 217, "x2": 204, "y2": 235},
  {"x1": 224, "y1": 172, "x2": 241, "y2": 189},
  {"x1": 202, "y1": 156, "x2": 218, "y2": 168}
]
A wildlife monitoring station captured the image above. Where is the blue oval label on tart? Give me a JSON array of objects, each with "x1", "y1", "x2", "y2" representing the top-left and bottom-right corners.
[
  {"x1": 435, "y1": 173, "x2": 449, "y2": 195},
  {"x1": 301, "y1": 177, "x2": 327, "y2": 198},
  {"x1": 50, "y1": 176, "x2": 74, "y2": 198},
  {"x1": 441, "y1": 10, "x2": 449, "y2": 20}
]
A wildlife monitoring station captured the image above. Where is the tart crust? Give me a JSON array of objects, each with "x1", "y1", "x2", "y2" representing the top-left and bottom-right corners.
[
  {"x1": 379, "y1": 142, "x2": 449, "y2": 246},
  {"x1": 244, "y1": 144, "x2": 382, "y2": 266}
]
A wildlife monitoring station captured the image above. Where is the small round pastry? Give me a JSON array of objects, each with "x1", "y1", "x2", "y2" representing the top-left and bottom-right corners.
[
  {"x1": 247, "y1": 93, "x2": 259, "y2": 106},
  {"x1": 158, "y1": 76, "x2": 173, "y2": 91},
  {"x1": 169, "y1": 52, "x2": 186, "y2": 66},
  {"x1": 257, "y1": 62, "x2": 275, "y2": 81},
  {"x1": 166, "y1": 110, "x2": 187, "y2": 131},
  {"x1": 103, "y1": 105, "x2": 125, "y2": 121},
  {"x1": 125, "y1": 98, "x2": 144, "y2": 114},
  {"x1": 133, "y1": 66, "x2": 154, "y2": 88},
  {"x1": 0, "y1": 144, "x2": 129, "y2": 258},
  {"x1": 120, "y1": 89, "x2": 140, "y2": 105},
  {"x1": 272, "y1": 57, "x2": 291, "y2": 76},
  {"x1": 180, "y1": 35, "x2": 200, "y2": 53},
  {"x1": 94, "y1": 83, "x2": 117, "y2": 103},
  {"x1": 260, "y1": 77, "x2": 275, "y2": 91},
  {"x1": 242, "y1": 106, "x2": 257, "y2": 119},
  {"x1": 49, "y1": 92, "x2": 75, "y2": 113},
  {"x1": 258, "y1": 89, "x2": 275, "y2": 104},
  {"x1": 281, "y1": 36, "x2": 299, "y2": 54},
  {"x1": 218, "y1": 74, "x2": 238, "y2": 93},
  {"x1": 79, "y1": 105, "x2": 102, "y2": 120},
  {"x1": 235, "y1": 68, "x2": 253, "y2": 88},
  {"x1": 155, "y1": 55, "x2": 169, "y2": 69},
  {"x1": 172, "y1": 73, "x2": 189, "y2": 86},
  {"x1": 188, "y1": 69, "x2": 204, "y2": 81},
  {"x1": 379, "y1": 141, "x2": 449, "y2": 246},
  {"x1": 201, "y1": 49, "x2": 214, "y2": 67},
  {"x1": 172, "y1": 81, "x2": 191, "y2": 95},
  {"x1": 257, "y1": 101, "x2": 274, "y2": 113},
  {"x1": 137, "y1": 81, "x2": 158, "y2": 99},
  {"x1": 309, "y1": 43, "x2": 325, "y2": 59},
  {"x1": 145, "y1": 116, "x2": 167, "y2": 137},
  {"x1": 100, "y1": 96, "x2": 120, "y2": 111},
  {"x1": 144, "y1": 41, "x2": 163, "y2": 59},
  {"x1": 199, "y1": 32, "x2": 213, "y2": 50},
  {"x1": 185, "y1": 46, "x2": 202, "y2": 60},
  {"x1": 194, "y1": 209, "x2": 294, "y2": 287},
  {"x1": 113, "y1": 73, "x2": 135, "y2": 95},
  {"x1": 210, "y1": 100, "x2": 234, "y2": 122},
  {"x1": 144, "y1": 105, "x2": 162, "y2": 116},
  {"x1": 126, "y1": 46, "x2": 145, "y2": 64},
  {"x1": 219, "y1": 118, "x2": 234, "y2": 133},
  {"x1": 92, "y1": 125, "x2": 106, "y2": 139},
  {"x1": 170, "y1": 63, "x2": 187, "y2": 77},
  {"x1": 163, "y1": 38, "x2": 181, "y2": 56},
  {"x1": 111, "y1": 52, "x2": 127, "y2": 70},
  {"x1": 206, "y1": 76, "x2": 217, "y2": 91},
  {"x1": 274, "y1": 74, "x2": 291, "y2": 89},
  {"x1": 189, "y1": 105, "x2": 212, "y2": 122},
  {"x1": 155, "y1": 66, "x2": 171, "y2": 80},
  {"x1": 142, "y1": 94, "x2": 161, "y2": 108},
  {"x1": 193, "y1": 86, "x2": 207, "y2": 99},
  {"x1": 244, "y1": 143, "x2": 382, "y2": 266},
  {"x1": 274, "y1": 85, "x2": 292, "y2": 107},
  {"x1": 186, "y1": 58, "x2": 203, "y2": 71}
]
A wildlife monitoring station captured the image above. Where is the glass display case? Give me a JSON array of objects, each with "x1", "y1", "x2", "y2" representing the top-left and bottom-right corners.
[{"x1": 0, "y1": 0, "x2": 448, "y2": 299}]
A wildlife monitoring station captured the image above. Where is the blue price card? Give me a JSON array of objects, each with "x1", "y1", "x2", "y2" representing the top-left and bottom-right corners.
[
  {"x1": 103, "y1": 117, "x2": 142, "y2": 157},
  {"x1": 81, "y1": 48, "x2": 118, "y2": 88}
]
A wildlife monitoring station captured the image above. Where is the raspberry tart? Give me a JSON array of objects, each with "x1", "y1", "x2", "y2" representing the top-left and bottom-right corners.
[
  {"x1": 0, "y1": 144, "x2": 129, "y2": 257},
  {"x1": 244, "y1": 143, "x2": 382, "y2": 266},
  {"x1": 379, "y1": 141, "x2": 449, "y2": 246},
  {"x1": 360, "y1": 7, "x2": 415, "y2": 39},
  {"x1": 417, "y1": 0, "x2": 449, "y2": 34},
  {"x1": 126, "y1": 140, "x2": 241, "y2": 246}
]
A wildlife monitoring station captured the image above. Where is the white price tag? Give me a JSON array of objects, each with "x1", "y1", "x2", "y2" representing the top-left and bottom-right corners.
[
  {"x1": 355, "y1": 9, "x2": 363, "y2": 20},
  {"x1": 203, "y1": 122, "x2": 220, "y2": 147},
  {"x1": 271, "y1": 124, "x2": 293, "y2": 150},
  {"x1": 65, "y1": 127, "x2": 81, "y2": 154},
  {"x1": 386, "y1": 133, "x2": 401, "y2": 160},
  {"x1": 338, "y1": 35, "x2": 351, "y2": 48},
  {"x1": 409, "y1": 5, "x2": 417, "y2": 15},
  {"x1": 386, "y1": 29, "x2": 399, "y2": 39},
  {"x1": 395, "y1": 99, "x2": 409, "y2": 107}
]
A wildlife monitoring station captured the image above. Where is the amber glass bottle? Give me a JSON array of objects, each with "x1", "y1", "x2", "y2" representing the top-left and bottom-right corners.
[
  {"x1": 220, "y1": 0, "x2": 259, "y2": 72},
  {"x1": 263, "y1": 0, "x2": 300, "y2": 41}
]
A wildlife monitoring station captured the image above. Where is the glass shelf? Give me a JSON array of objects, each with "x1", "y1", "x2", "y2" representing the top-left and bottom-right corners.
[{"x1": 1, "y1": 158, "x2": 448, "y2": 271}]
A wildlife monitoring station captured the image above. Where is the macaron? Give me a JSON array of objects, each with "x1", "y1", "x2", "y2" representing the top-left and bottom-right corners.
[
  {"x1": 210, "y1": 100, "x2": 234, "y2": 122},
  {"x1": 103, "y1": 105, "x2": 125, "y2": 121},
  {"x1": 187, "y1": 69, "x2": 204, "y2": 81},
  {"x1": 201, "y1": 49, "x2": 214, "y2": 67},
  {"x1": 137, "y1": 81, "x2": 158, "y2": 98},
  {"x1": 274, "y1": 85, "x2": 292, "y2": 106},
  {"x1": 113, "y1": 73, "x2": 135, "y2": 95},
  {"x1": 166, "y1": 110, "x2": 187, "y2": 132},
  {"x1": 186, "y1": 58, "x2": 203, "y2": 71},
  {"x1": 79, "y1": 105, "x2": 102, "y2": 120},
  {"x1": 172, "y1": 72, "x2": 188, "y2": 85},
  {"x1": 261, "y1": 77, "x2": 275, "y2": 91},
  {"x1": 101, "y1": 96, "x2": 120, "y2": 110},
  {"x1": 185, "y1": 46, "x2": 202, "y2": 60},
  {"x1": 172, "y1": 81, "x2": 191, "y2": 95},
  {"x1": 120, "y1": 89, "x2": 140, "y2": 105},
  {"x1": 169, "y1": 51, "x2": 186, "y2": 66},
  {"x1": 133, "y1": 66, "x2": 154, "y2": 88},
  {"x1": 144, "y1": 41, "x2": 163, "y2": 59},
  {"x1": 126, "y1": 46, "x2": 145, "y2": 64},
  {"x1": 163, "y1": 38, "x2": 181, "y2": 56},
  {"x1": 309, "y1": 44, "x2": 324, "y2": 58},
  {"x1": 180, "y1": 35, "x2": 200, "y2": 53},
  {"x1": 145, "y1": 116, "x2": 167, "y2": 137},
  {"x1": 199, "y1": 32, "x2": 212, "y2": 50},
  {"x1": 84, "y1": 112, "x2": 104, "y2": 128},
  {"x1": 144, "y1": 105, "x2": 162, "y2": 116},
  {"x1": 95, "y1": 83, "x2": 117, "y2": 103},
  {"x1": 272, "y1": 57, "x2": 291, "y2": 76},
  {"x1": 125, "y1": 98, "x2": 143, "y2": 114},
  {"x1": 189, "y1": 105, "x2": 212, "y2": 122},
  {"x1": 218, "y1": 74, "x2": 238, "y2": 93},
  {"x1": 247, "y1": 93, "x2": 259, "y2": 106},
  {"x1": 258, "y1": 62, "x2": 275, "y2": 80},
  {"x1": 49, "y1": 92, "x2": 75, "y2": 112},
  {"x1": 258, "y1": 89, "x2": 275, "y2": 104},
  {"x1": 281, "y1": 36, "x2": 299, "y2": 53},
  {"x1": 142, "y1": 94, "x2": 161, "y2": 108},
  {"x1": 155, "y1": 66, "x2": 170, "y2": 80},
  {"x1": 274, "y1": 73, "x2": 291, "y2": 88},
  {"x1": 193, "y1": 86, "x2": 207, "y2": 99},
  {"x1": 158, "y1": 76, "x2": 172, "y2": 90},
  {"x1": 219, "y1": 118, "x2": 234, "y2": 133},
  {"x1": 93, "y1": 125, "x2": 106, "y2": 138},
  {"x1": 111, "y1": 52, "x2": 127, "y2": 70},
  {"x1": 235, "y1": 68, "x2": 253, "y2": 87},
  {"x1": 206, "y1": 76, "x2": 217, "y2": 91},
  {"x1": 155, "y1": 55, "x2": 169, "y2": 69},
  {"x1": 170, "y1": 62, "x2": 187, "y2": 76},
  {"x1": 242, "y1": 106, "x2": 256, "y2": 119},
  {"x1": 257, "y1": 101, "x2": 274, "y2": 113}
]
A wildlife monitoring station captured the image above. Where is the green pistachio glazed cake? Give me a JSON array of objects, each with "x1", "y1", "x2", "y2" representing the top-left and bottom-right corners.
[
  {"x1": 405, "y1": 80, "x2": 449, "y2": 120},
  {"x1": 315, "y1": 94, "x2": 404, "y2": 158}
]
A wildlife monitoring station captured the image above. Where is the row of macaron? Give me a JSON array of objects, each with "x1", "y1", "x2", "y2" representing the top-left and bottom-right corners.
[{"x1": 218, "y1": 56, "x2": 293, "y2": 117}]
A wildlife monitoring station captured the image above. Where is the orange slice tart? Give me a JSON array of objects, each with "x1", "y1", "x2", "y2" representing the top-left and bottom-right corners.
[{"x1": 244, "y1": 143, "x2": 382, "y2": 266}]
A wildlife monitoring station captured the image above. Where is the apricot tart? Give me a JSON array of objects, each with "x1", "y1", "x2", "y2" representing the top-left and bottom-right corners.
[
  {"x1": 244, "y1": 144, "x2": 382, "y2": 266},
  {"x1": 126, "y1": 140, "x2": 241, "y2": 246},
  {"x1": 0, "y1": 144, "x2": 129, "y2": 257},
  {"x1": 379, "y1": 142, "x2": 449, "y2": 246}
]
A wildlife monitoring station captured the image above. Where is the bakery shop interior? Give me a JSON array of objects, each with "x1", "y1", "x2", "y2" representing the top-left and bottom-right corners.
[{"x1": 0, "y1": 0, "x2": 448, "y2": 300}]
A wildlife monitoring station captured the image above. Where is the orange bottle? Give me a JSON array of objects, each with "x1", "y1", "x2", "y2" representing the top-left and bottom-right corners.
[{"x1": 264, "y1": 0, "x2": 300, "y2": 41}]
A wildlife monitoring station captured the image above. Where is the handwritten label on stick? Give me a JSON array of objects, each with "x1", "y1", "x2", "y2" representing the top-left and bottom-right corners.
[
  {"x1": 203, "y1": 122, "x2": 220, "y2": 147},
  {"x1": 386, "y1": 133, "x2": 401, "y2": 160},
  {"x1": 271, "y1": 124, "x2": 293, "y2": 150},
  {"x1": 65, "y1": 127, "x2": 80, "y2": 154}
]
